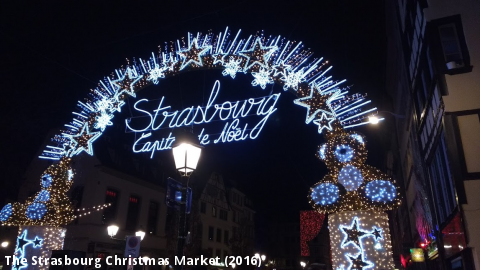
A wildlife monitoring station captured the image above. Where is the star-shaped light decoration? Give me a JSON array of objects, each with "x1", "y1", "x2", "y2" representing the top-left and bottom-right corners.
[
  {"x1": 313, "y1": 112, "x2": 335, "y2": 134},
  {"x1": 213, "y1": 52, "x2": 226, "y2": 65},
  {"x1": 340, "y1": 218, "x2": 366, "y2": 248},
  {"x1": 272, "y1": 60, "x2": 292, "y2": 77},
  {"x1": 147, "y1": 64, "x2": 167, "y2": 85},
  {"x1": 16, "y1": 231, "x2": 32, "y2": 255},
  {"x1": 65, "y1": 123, "x2": 102, "y2": 156},
  {"x1": 239, "y1": 38, "x2": 277, "y2": 71},
  {"x1": 109, "y1": 93, "x2": 126, "y2": 113},
  {"x1": 347, "y1": 254, "x2": 373, "y2": 270},
  {"x1": 251, "y1": 68, "x2": 274, "y2": 89},
  {"x1": 294, "y1": 86, "x2": 336, "y2": 123},
  {"x1": 177, "y1": 38, "x2": 211, "y2": 70},
  {"x1": 112, "y1": 67, "x2": 143, "y2": 98},
  {"x1": 32, "y1": 236, "x2": 43, "y2": 247},
  {"x1": 371, "y1": 227, "x2": 383, "y2": 240}
]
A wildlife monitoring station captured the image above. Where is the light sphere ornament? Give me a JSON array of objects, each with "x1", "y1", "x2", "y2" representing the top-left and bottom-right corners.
[{"x1": 338, "y1": 165, "x2": 364, "y2": 191}]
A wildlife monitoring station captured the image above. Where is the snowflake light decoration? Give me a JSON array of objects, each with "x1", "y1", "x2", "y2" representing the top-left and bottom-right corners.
[
  {"x1": 281, "y1": 68, "x2": 305, "y2": 91},
  {"x1": 222, "y1": 57, "x2": 243, "y2": 79},
  {"x1": 94, "y1": 112, "x2": 114, "y2": 131},
  {"x1": 147, "y1": 64, "x2": 166, "y2": 84},
  {"x1": 251, "y1": 68, "x2": 274, "y2": 89}
]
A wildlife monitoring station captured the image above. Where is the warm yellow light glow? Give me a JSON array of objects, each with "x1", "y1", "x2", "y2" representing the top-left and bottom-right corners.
[
  {"x1": 369, "y1": 116, "x2": 380, "y2": 124},
  {"x1": 1, "y1": 241, "x2": 8, "y2": 248}
]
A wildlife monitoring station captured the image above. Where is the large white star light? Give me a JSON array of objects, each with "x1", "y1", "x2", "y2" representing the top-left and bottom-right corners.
[
  {"x1": 251, "y1": 68, "x2": 274, "y2": 89},
  {"x1": 65, "y1": 123, "x2": 102, "y2": 156},
  {"x1": 272, "y1": 60, "x2": 292, "y2": 77},
  {"x1": 112, "y1": 67, "x2": 143, "y2": 98},
  {"x1": 177, "y1": 38, "x2": 211, "y2": 70},
  {"x1": 239, "y1": 38, "x2": 277, "y2": 71},
  {"x1": 294, "y1": 86, "x2": 336, "y2": 124},
  {"x1": 313, "y1": 112, "x2": 335, "y2": 133}
]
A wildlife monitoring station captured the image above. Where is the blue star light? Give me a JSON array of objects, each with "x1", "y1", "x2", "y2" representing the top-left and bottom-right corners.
[
  {"x1": 239, "y1": 38, "x2": 277, "y2": 71},
  {"x1": 347, "y1": 253, "x2": 373, "y2": 270},
  {"x1": 177, "y1": 38, "x2": 211, "y2": 70},
  {"x1": 65, "y1": 123, "x2": 102, "y2": 156}
]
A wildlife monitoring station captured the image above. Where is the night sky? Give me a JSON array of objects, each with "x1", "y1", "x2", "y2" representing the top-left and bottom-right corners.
[{"x1": 1, "y1": 1, "x2": 388, "y2": 225}]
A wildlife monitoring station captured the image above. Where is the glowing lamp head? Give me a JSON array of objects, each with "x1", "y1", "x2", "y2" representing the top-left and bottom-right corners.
[
  {"x1": 300, "y1": 261, "x2": 306, "y2": 268},
  {"x1": 368, "y1": 116, "x2": 380, "y2": 125},
  {"x1": 1, "y1": 241, "x2": 8, "y2": 248},
  {"x1": 107, "y1": 225, "x2": 119, "y2": 238},
  {"x1": 172, "y1": 143, "x2": 202, "y2": 176},
  {"x1": 136, "y1": 230, "x2": 146, "y2": 241},
  {"x1": 261, "y1": 255, "x2": 266, "y2": 261}
]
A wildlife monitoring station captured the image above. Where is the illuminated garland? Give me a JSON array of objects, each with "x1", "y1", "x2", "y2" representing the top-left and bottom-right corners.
[{"x1": 35, "y1": 27, "x2": 379, "y2": 161}]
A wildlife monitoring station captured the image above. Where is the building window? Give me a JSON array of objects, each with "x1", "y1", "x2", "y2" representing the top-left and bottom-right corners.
[
  {"x1": 216, "y1": 249, "x2": 221, "y2": 258},
  {"x1": 224, "y1": 230, "x2": 229, "y2": 245},
  {"x1": 208, "y1": 226, "x2": 214, "y2": 241},
  {"x1": 207, "y1": 248, "x2": 213, "y2": 257},
  {"x1": 232, "y1": 210, "x2": 236, "y2": 222},
  {"x1": 103, "y1": 189, "x2": 118, "y2": 225},
  {"x1": 220, "y1": 209, "x2": 228, "y2": 220},
  {"x1": 216, "y1": 228, "x2": 222, "y2": 242},
  {"x1": 212, "y1": 206, "x2": 217, "y2": 217},
  {"x1": 200, "y1": 202, "x2": 206, "y2": 214},
  {"x1": 224, "y1": 250, "x2": 228, "y2": 258},
  {"x1": 431, "y1": 15, "x2": 472, "y2": 74},
  {"x1": 147, "y1": 201, "x2": 158, "y2": 235},
  {"x1": 125, "y1": 195, "x2": 141, "y2": 231}
]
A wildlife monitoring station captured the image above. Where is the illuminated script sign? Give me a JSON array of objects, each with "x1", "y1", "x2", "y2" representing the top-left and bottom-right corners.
[{"x1": 125, "y1": 80, "x2": 281, "y2": 157}]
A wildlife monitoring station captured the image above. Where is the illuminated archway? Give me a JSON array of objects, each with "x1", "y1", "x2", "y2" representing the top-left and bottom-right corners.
[{"x1": 0, "y1": 28, "x2": 399, "y2": 270}]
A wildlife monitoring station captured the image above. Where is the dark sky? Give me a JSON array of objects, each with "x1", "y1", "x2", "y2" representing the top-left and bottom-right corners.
[{"x1": 0, "y1": 1, "x2": 388, "y2": 223}]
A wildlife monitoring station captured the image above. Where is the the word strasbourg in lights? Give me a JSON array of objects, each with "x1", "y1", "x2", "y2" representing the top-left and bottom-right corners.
[{"x1": 126, "y1": 80, "x2": 281, "y2": 158}]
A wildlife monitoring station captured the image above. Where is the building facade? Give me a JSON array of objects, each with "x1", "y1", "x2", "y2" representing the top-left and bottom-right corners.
[
  {"x1": 385, "y1": 0, "x2": 480, "y2": 269},
  {"x1": 8, "y1": 135, "x2": 255, "y2": 270}
]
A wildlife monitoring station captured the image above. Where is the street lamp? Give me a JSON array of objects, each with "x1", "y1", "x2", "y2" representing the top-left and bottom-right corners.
[
  {"x1": 136, "y1": 230, "x2": 146, "y2": 241},
  {"x1": 172, "y1": 136, "x2": 202, "y2": 270},
  {"x1": 107, "y1": 225, "x2": 146, "y2": 241},
  {"x1": 1, "y1": 241, "x2": 8, "y2": 248},
  {"x1": 369, "y1": 111, "x2": 405, "y2": 125},
  {"x1": 107, "y1": 225, "x2": 119, "y2": 238},
  {"x1": 300, "y1": 261, "x2": 306, "y2": 269},
  {"x1": 261, "y1": 255, "x2": 266, "y2": 261}
]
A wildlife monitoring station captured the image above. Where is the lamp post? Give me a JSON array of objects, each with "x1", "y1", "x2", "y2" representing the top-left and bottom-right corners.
[
  {"x1": 369, "y1": 111, "x2": 405, "y2": 125},
  {"x1": 172, "y1": 139, "x2": 202, "y2": 270}
]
